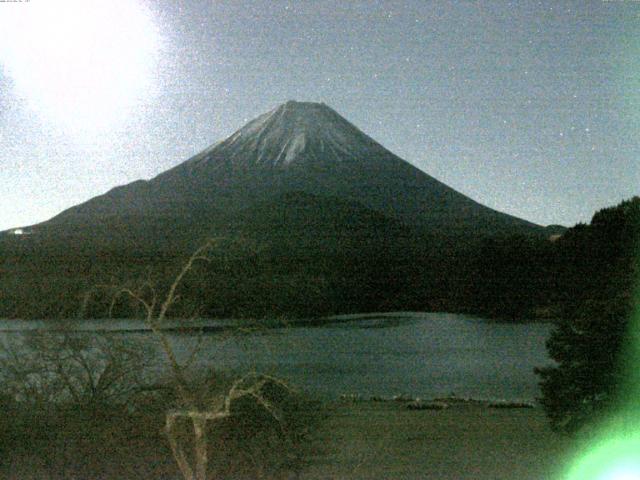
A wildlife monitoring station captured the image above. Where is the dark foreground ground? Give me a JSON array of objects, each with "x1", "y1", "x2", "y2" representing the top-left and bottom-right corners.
[
  {"x1": 1, "y1": 399, "x2": 570, "y2": 480},
  {"x1": 302, "y1": 400, "x2": 570, "y2": 480}
]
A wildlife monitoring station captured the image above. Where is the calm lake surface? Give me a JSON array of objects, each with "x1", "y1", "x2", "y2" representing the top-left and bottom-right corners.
[{"x1": 0, "y1": 312, "x2": 554, "y2": 401}]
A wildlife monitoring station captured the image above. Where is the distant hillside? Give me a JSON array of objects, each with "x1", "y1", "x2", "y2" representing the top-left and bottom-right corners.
[{"x1": 464, "y1": 197, "x2": 639, "y2": 319}]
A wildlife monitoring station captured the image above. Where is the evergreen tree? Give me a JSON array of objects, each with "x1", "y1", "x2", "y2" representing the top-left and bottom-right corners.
[{"x1": 536, "y1": 197, "x2": 639, "y2": 433}]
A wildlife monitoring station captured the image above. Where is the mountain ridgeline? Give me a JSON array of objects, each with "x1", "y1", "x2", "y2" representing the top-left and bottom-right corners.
[{"x1": 1, "y1": 101, "x2": 633, "y2": 321}]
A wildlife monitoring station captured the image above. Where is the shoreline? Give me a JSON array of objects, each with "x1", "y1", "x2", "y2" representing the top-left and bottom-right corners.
[{"x1": 0, "y1": 310, "x2": 554, "y2": 333}]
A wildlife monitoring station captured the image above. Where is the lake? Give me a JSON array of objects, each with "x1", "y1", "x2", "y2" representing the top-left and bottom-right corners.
[{"x1": 0, "y1": 312, "x2": 554, "y2": 401}]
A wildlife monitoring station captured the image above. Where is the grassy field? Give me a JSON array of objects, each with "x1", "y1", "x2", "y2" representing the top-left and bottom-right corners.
[
  {"x1": 302, "y1": 400, "x2": 570, "y2": 480},
  {"x1": 0, "y1": 398, "x2": 572, "y2": 479}
]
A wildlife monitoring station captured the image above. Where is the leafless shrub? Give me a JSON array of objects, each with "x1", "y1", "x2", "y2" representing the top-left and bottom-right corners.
[
  {"x1": 0, "y1": 327, "x2": 159, "y2": 478},
  {"x1": 0, "y1": 328, "x2": 152, "y2": 413}
]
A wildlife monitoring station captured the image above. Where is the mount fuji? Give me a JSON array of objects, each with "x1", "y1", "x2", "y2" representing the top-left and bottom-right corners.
[{"x1": 40, "y1": 100, "x2": 542, "y2": 237}]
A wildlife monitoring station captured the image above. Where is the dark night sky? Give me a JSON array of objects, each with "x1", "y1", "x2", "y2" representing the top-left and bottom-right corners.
[{"x1": 0, "y1": 0, "x2": 638, "y2": 230}]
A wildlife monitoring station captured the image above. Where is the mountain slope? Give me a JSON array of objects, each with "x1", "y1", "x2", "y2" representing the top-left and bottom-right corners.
[{"x1": 44, "y1": 101, "x2": 542, "y2": 236}]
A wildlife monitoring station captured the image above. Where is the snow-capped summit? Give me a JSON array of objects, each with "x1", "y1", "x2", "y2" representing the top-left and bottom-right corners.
[{"x1": 190, "y1": 101, "x2": 384, "y2": 169}]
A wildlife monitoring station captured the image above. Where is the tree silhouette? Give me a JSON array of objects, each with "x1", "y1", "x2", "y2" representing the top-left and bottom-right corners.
[
  {"x1": 111, "y1": 239, "x2": 300, "y2": 480},
  {"x1": 536, "y1": 197, "x2": 639, "y2": 433}
]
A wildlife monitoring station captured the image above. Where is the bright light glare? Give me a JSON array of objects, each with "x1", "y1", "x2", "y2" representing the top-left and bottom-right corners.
[
  {"x1": 0, "y1": 0, "x2": 160, "y2": 132},
  {"x1": 564, "y1": 432, "x2": 640, "y2": 480},
  {"x1": 600, "y1": 464, "x2": 640, "y2": 480}
]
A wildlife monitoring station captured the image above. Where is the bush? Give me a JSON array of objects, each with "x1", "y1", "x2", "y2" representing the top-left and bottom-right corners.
[
  {"x1": 535, "y1": 301, "x2": 630, "y2": 433},
  {"x1": 0, "y1": 329, "x2": 152, "y2": 412}
]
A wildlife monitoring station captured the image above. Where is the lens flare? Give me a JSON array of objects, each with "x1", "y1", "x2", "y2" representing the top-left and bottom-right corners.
[
  {"x1": 601, "y1": 466, "x2": 640, "y2": 480},
  {"x1": 561, "y1": 234, "x2": 640, "y2": 479},
  {"x1": 564, "y1": 432, "x2": 640, "y2": 480},
  {"x1": 0, "y1": 0, "x2": 161, "y2": 133}
]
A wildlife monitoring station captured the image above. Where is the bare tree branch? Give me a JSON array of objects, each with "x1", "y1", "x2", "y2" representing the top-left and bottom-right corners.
[{"x1": 92, "y1": 238, "x2": 295, "y2": 480}]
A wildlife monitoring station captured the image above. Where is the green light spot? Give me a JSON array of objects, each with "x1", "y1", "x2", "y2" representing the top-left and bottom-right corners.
[
  {"x1": 562, "y1": 248, "x2": 640, "y2": 480},
  {"x1": 564, "y1": 433, "x2": 640, "y2": 480},
  {"x1": 601, "y1": 465, "x2": 640, "y2": 480}
]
